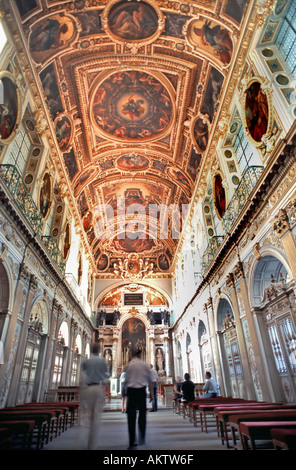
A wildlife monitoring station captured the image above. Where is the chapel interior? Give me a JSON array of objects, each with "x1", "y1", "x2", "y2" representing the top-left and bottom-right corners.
[{"x1": 0, "y1": 0, "x2": 296, "y2": 436}]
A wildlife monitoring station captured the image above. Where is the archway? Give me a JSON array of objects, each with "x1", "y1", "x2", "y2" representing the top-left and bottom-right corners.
[
  {"x1": 217, "y1": 298, "x2": 244, "y2": 398},
  {"x1": 252, "y1": 255, "x2": 296, "y2": 403},
  {"x1": 17, "y1": 300, "x2": 48, "y2": 404},
  {"x1": 198, "y1": 320, "x2": 211, "y2": 380}
]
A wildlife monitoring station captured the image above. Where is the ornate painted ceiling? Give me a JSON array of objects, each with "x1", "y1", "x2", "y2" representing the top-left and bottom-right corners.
[{"x1": 12, "y1": 0, "x2": 250, "y2": 280}]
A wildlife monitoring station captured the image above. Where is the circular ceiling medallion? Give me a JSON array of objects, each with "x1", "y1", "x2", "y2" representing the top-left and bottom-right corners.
[{"x1": 91, "y1": 70, "x2": 174, "y2": 142}]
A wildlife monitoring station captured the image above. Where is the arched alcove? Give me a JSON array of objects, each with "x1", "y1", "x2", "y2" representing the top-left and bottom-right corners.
[{"x1": 252, "y1": 255, "x2": 289, "y2": 306}]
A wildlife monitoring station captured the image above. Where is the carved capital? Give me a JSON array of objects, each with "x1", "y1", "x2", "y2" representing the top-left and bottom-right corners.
[
  {"x1": 226, "y1": 273, "x2": 235, "y2": 289},
  {"x1": 273, "y1": 209, "x2": 290, "y2": 237}
]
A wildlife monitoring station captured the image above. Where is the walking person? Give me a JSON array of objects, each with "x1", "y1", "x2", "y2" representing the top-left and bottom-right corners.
[
  {"x1": 149, "y1": 364, "x2": 158, "y2": 412},
  {"x1": 125, "y1": 347, "x2": 153, "y2": 449},
  {"x1": 79, "y1": 342, "x2": 107, "y2": 450},
  {"x1": 120, "y1": 369, "x2": 127, "y2": 412}
]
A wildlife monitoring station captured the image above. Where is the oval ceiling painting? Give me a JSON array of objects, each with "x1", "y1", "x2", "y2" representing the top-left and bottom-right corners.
[
  {"x1": 245, "y1": 80, "x2": 269, "y2": 143},
  {"x1": 91, "y1": 70, "x2": 174, "y2": 142},
  {"x1": 0, "y1": 73, "x2": 20, "y2": 144},
  {"x1": 108, "y1": 1, "x2": 159, "y2": 41},
  {"x1": 117, "y1": 154, "x2": 149, "y2": 171}
]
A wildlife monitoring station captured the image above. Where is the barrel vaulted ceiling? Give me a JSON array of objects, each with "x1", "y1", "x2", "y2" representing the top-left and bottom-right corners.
[{"x1": 10, "y1": 0, "x2": 251, "y2": 280}]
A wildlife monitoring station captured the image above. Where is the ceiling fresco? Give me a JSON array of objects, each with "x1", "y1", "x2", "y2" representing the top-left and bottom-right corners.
[{"x1": 14, "y1": 0, "x2": 250, "y2": 279}]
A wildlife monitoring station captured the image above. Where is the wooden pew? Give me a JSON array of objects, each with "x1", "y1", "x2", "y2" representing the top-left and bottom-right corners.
[
  {"x1": 0, "y1": 409, "x2": 56, "y2": 449},
  {"x1": 195, "y1": 399, "x2": 257, "y2": 432},
  {"x1": 214, "y1": 403, "x2": 286, "y2": 447},
  {"x1": 0, "y1": 420, "x2": 36, "y2": 449},
  {"x1": 239, "y1": 420, "x2": 296, "y2": 450},
  {"x1": 0, "y1": 427, "x2": 12, "y2": 449},
  {"x1": 228, "y1": 410, "x2": 296, "y2": 449},
  {"x1": 271, "y1": 428, "x2": 296, "y2": 450},
  {"x1": 189, "y1": 397, "x2": 246, "y2": 428}
]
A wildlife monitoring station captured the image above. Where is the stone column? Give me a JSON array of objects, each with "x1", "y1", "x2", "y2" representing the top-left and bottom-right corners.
[
  {"x1": 164, "y1": 335, "x2": 172, "y2": 380},
  {"x1": 204, "y1": 299, "x2": 223, "y2": 386},
  {"x1": 231, "y1": 261, "x2": 275, "y2": 401},
  {"x1": 226, "y1": 269, "x2": 256, "y2": 400}
]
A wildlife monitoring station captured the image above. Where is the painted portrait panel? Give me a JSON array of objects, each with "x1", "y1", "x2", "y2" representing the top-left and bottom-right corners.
[
  {"x1": 29, "y1": 14, "x2": 77, "y2": 63},
  {"x1": 187, "y1": 17, "x2": 233, "y2": 66},
  {"x1": 245, "y1": 81, "x2": 269, "y2": 143},
  {"x1": 97, "y1": 254, "x2": 109, "y2": 271},
  {"x1": 55, "y1": 114, "x2": 73, "y2": 151},
  {"x1": 193, "y1": 117, "x2": 209, "y2": 152},
  {"x1": 187, "y1": 149, "x2": 202, "y2": 180},
  {"x1": 40, "y1": 63, "x2": 64, "y2": 120},
  {"x1": 39, "y1": 173, "x2": 52, "y2": 218},
  {"x1": 108, "y1": 1, "x2": 158, "y2": 41},
  {"x1": 122, "y1": 318, "x2": 146, "y2": 365},
  {"x1": 201, "y1": 67, "x2": 224, "y2": 122},
  {"x1": 63, "y1": 222, "x2": 71, "y2": 259},
  {"x1": 158, "y1": 254, "x2": 169, "y2": 271},
  {"x1": 214, "y1": 173, "x2": 226, "y2": 219},
  {"x1": 0, "y1": 74, "x2": 19, "y2": 144}
]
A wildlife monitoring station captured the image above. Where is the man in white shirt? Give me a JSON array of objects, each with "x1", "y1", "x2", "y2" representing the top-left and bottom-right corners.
[
  {"x1": 125, "y1": 348, "x2": 153, "y2": 449},
  {"x1": 201, "y1": 371, "x2": 218, "y2": 398}
]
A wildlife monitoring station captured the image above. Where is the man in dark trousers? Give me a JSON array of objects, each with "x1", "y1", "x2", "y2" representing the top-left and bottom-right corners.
[
  {"x1": 181, "y1": 373, "x2": 195, "y2": 403},
  {"x1": 125, "y1": 348, "x2": 153, "y2": 449}
]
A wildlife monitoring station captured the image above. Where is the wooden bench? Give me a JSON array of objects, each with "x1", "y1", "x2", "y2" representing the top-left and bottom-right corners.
[
  {"x1": 195, "y1": 399, "x2": 257, "y2": 433},
  {"x1": 239, "y1": 420, "x2": 296, "y2": 450},
  {"x1": 0, "y1": 427, "x2": 12, "y2": 449},
  {"x1": 214, "y1": 403, "x2": 286, "y2": 447},
  {"x1": 271, "y1": 427, "x2": 296, "y2": 450},
  {"x1": 227, "y1": 410, "x2": 296, "y2": 449},
  {"x1": 189, "y1": 397, "x2": 245, "y2": 429},
  {"x1": 0, "y1": 420, "x2": 35, "y2": 449},
  {"x1": 0, "y1": 409, "x2": 56, "y2": 449}
]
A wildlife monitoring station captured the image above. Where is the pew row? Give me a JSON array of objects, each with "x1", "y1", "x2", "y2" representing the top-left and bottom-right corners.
[
  {"x1": 214, "y1": 403, "x2": 293, "y2": 447},
  {"x1": 228, "y1": 410, "x2": 296, "y2": 450},
  {"x1": 239, "y1": 420, "x2": 296, "y2": 450},
  {"x1": 271, "y1": 427, "x2": 296, "y2": 450},
  {"x1": 0, "y1": 401, "x2": 79, "y2": 450}
]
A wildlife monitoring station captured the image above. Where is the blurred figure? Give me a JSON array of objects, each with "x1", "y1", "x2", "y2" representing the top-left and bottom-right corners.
[
  {"x1": 120, "y1": 369, "x2": 127, "y2": 412},
  {"x1": 125, "y1": 348, "x2": 153, "y2": 449},
  {"x1": 149, "y1": 364, "x2": 158, "y2": 412},
  {"x1": 201, "y1": 371, "x2": 218, "y2": 398},
  {"x1": 79, "y1": 342, "x2": 107, "y2": 449}
]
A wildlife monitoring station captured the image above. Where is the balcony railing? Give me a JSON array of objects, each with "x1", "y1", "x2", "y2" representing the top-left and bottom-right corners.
[
  {"x1": 42, "y1": 236, "x2": 66, "y2": 274},
  {"x1": 201, "y1": 236, "x2": 224, "y2": 275},
  {"x1": 0, "y1": 164, "x2": 65, "y2": 274},
  {"x1": 0, "y1": 164, "x2": 43, "y2": 234},
  {"x1": 222, "y1": 165, "x2": 264, "y2": 234}
]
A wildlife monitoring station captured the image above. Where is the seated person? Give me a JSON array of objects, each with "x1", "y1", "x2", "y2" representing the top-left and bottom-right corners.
[
  {"x1": 181, "y1": 373, "x2": 195, "y2": 402},
  {"x1": 201, "y1": 371, "x2": 218, "y2": 398},
  {"x1": 173, "y1": 376, "x2": 182, "y2": 400}
]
